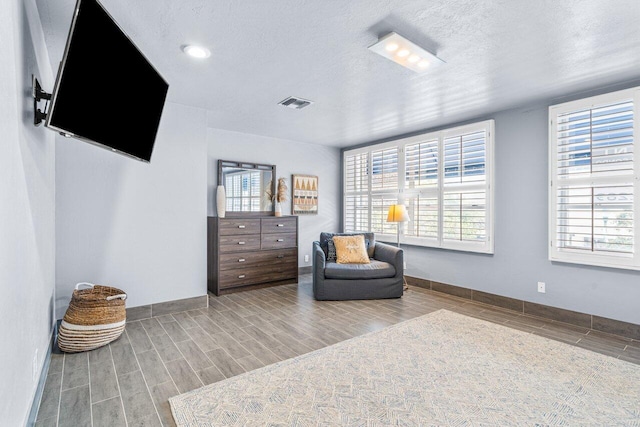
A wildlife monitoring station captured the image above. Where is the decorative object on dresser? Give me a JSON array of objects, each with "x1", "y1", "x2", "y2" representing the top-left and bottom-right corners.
[
  {"x1": 292, "y1": 174, "x2": 318, "y2": 215},
  {"x1": 216, "y1": 185, "x2": 226, "y2": 218},
  {"x1": 208, "y1": 216, "x2": 298, "y2": 295},
  {"x1": 274, "y1": 177, "x2": 288, "y2": 217}
]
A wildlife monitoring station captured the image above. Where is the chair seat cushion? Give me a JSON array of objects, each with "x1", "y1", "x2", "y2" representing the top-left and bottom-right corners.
[{"x1": 324, "y1": 260, "x2": 396, "y2": 280}]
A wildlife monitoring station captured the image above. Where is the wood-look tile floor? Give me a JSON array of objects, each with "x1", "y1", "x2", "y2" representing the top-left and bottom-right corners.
[{"x1": 36, "y1": 274, "x2": 640, "y2": 426}]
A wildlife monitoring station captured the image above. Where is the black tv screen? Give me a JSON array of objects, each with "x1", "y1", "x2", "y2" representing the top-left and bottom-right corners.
[{"x1": 46, "y1": 0, "x2": 169, "y2": 162}]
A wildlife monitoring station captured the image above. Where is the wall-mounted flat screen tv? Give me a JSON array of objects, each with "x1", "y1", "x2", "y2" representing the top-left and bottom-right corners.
[{"x1": 46, "y1": 0, "x2": 169, "y2": 163}]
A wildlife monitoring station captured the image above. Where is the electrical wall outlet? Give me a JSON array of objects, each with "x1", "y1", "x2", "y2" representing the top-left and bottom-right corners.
[
  {"x1": 404, "y1": 261, "x2": 407, "y2": 270},
  {"x1": 537, "y1": 282, "x2": 546, "y2": 293},
  {"x1": 304, "y1": 254, "x2": 309, "y2": 263}
]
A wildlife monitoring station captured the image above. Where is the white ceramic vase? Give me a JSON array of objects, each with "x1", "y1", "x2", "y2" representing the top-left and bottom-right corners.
[
  {"x1": 216, "y1": 185, "x2": 226, "y2": 218},
  {"x1": 274, "y1": 201, "x2": 282, "y2": 217}
]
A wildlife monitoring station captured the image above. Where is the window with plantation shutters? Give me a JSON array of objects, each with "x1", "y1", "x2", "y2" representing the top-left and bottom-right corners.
[
  {"x1": 549, "y1": 88, "x2": 640, "y2": 270},
  {"x1": 369, "y1": 147, "x2": 398, "y2": 240},
  {"x1": 343, "y1": 120, "x2": 494, "y2": 253},
  {"x1": 441, "y1": 127, "x2": 491, "y2": 249},
  {"x1": 404, "y1": 139, "x2": 439, "y2": 242},
  {"x1": 344, "y1": 152, "x2": 370, "y2": 234}
]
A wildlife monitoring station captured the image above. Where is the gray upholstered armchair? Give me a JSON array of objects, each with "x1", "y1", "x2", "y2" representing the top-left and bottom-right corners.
[{"x1": 312, "y1": 232, "x2": 404, "y2": 301}]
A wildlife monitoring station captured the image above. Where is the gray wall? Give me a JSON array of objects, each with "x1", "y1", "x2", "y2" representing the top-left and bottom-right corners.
[
  {"x1": 207, "y1": 128, "x2": 341, "y2": 268},
  {"x1": 55, "y1": 102, "x2": 208, "y2": 317},
  {"x1": 402, "y1": 103, "x2": 640, "y2": 325},
  {"x1": 0, "y1": 0, "x2": 56, "y2": 424}
]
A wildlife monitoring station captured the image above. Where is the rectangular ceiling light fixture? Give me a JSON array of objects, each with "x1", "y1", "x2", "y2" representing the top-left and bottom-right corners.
[{"x1": 368, "y1": 32, "x2": 444, "y2": 73}]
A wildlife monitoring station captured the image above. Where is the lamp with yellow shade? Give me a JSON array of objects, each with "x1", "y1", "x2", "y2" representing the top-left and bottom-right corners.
[
  {"x1": 386, "y1": 204, "x2": 409, "y2": 247},
  {"x1": 387, "y1": 204, "x2": 409, "y2": 290}
]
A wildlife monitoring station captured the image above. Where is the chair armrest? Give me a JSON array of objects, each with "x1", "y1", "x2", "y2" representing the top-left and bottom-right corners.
[
  {"x1": 313, "y1": 241, "x2": 326, "y2": 270},
  {"x1": 374, "y1": 242, "x2": 403, "y2": 276},
  {"x1": 313, "y1": 241, "x2": 326, "y2": 288}
]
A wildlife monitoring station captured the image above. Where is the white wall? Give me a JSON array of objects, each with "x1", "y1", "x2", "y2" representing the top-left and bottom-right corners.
[
  {"x1": 207, "y1": 128, "x2": 341, "y2": 268},
  {"x1": 55, "y1": 102, "x2": 208, "y2": 317},
  {"x1": 0, "y1": 0, "x2": 56, "y2": 424}
]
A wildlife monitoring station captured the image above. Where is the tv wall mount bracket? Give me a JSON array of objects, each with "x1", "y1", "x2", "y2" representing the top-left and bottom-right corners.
[{"x1": 32, "y1": 75, "x2": 51, "y2": 126}]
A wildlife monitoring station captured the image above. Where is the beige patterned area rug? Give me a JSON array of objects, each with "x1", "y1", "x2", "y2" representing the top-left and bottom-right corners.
[{"x1": 170, "y1": 310, "x2": 640, "y2": 426}]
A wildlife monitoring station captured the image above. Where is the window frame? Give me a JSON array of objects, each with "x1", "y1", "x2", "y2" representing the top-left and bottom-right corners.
[
  {"x1": 549, "y1": 87, "x2": 640, "y2": 270},
  {"x1": 343, "y1": 119, "x2": 495, "y2": 254}
]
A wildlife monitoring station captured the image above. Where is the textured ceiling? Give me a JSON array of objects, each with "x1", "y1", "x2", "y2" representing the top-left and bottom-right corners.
[{"x1": 36, "y1": 0, "x2": 640, "y2": 147}]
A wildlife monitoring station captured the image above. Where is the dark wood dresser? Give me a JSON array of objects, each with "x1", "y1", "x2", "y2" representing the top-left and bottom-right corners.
[{"x1": 207, "y1": 216, "x2": 298, "y2": 295}]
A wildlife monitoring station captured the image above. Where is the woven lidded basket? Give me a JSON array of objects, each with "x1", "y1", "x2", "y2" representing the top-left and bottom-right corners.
[{"x1": 58, "y1": 282, "x2": 127, "y2": 353}]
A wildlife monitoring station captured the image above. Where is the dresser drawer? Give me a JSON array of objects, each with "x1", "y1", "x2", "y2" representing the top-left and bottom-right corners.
[
  {"x1": 219, "y1": 263, "x2": 297, "y2": 289},
  {"x1": 219, "y1": 235, "x2": 261, "y2": 253},
  {"x1": 219, "y1": 248, "x2": 297, "y2": 271},
  {"x1": 219, "y1": 219, "x2": 261, "y2": 236},
  {"x1": 261, "y1": 232, "x2": 297, "y2": 250},
  {"x1": 261, "y1": 217, "x2": 297, "y2": 234}
]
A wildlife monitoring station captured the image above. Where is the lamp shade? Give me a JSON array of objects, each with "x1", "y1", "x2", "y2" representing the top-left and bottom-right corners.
[{"x1": 386, "y1": 204, "x2": 409, "y2": 223}]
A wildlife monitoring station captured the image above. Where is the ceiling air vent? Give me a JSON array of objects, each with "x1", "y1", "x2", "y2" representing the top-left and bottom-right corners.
[{"x1": 278, "y1": 96, "x2": 314, "y2": 110}]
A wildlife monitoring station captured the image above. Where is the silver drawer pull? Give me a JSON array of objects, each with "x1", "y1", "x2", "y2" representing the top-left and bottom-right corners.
[
  {"x1": 277, "y1": 224, "x2": 284, "y2": 227},
  {"x1": 277, "y1": 255, "x2": 285, "y2": 259},
  {"x1": 277, "y1": 238, "x2": 284, "y2": 242},
  {"x1": 238, "y1": 241, "x2": 245, "y2": 245},
  {"x1": 238, "y1": 225, "x2": 246, "y2": 229},
  {"x1": 238, "y1": 275, "x2": 246, "y2": 279},
  {"x1": 238, "y1": 258, "x2": 245, "y2": 262}
]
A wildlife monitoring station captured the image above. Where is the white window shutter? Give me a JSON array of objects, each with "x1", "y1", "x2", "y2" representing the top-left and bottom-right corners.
[
  {"x1": 550, "y1": 88, "x2": 640, "y2": 270},
  {"x1": 371, "y1": 195, "x2": 398, "y2": 235},
  {"x1": 441, "y1": 126, "x2": 492, "y2": 252},
  {"x1": 344, "y1": 194, "x2": 369, "y2": 232},
  {"x1": 371, "y1": 147, "x2": 398, "y2": 191},
  {"x1": 405, "y1": 140, "x2": 438, "y2": 189},
  {"x1": 344, "y1": 152, "x2": 370, "y2": 232},
  {"x1": 442, "y1": 191, "x2": 487, "y2": 242},
  {"x1": 345, "y1": 152, "x2": 369, "y2": 193},
  {"x1": 404, "y1": 195, "x2": 438, "y2": 239}
]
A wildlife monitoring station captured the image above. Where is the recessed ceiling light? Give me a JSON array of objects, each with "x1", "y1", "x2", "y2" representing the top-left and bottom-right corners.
[
  {"x1": 182, "y1": 45, "x2": 210, "y2": 59},
  {"x1": 368, "y1": 32, "x2": 444, "y2": 73}
]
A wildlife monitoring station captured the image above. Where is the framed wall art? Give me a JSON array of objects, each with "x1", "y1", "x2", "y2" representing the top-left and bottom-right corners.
[{"x1": 292, "y1": 174, "x2": 318, "y2": 215}]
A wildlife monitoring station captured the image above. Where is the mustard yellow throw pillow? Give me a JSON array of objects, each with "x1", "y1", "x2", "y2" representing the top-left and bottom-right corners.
[{"x1": 333, "y1": 235, "x2": 370, "y2": 264}]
